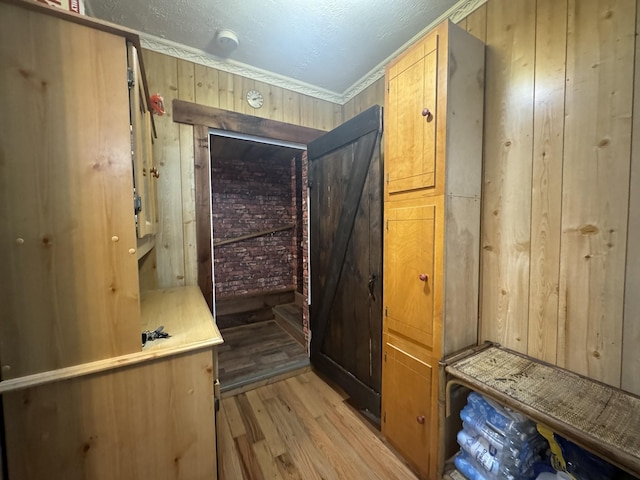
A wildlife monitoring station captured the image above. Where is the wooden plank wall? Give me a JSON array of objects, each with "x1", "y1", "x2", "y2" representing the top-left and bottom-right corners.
[
  {"x1": 142, "y1": 0, "x2": 640, "y2": 395},
  {"x1": 141, "y1": 50, "x2": 343, "y2": 291},
  {"x1": 457, "y1": 0, "x2": 639, "y2": 394},
  {"x1": 342, "y1": 79, "x2": 385, "y2": 122}
]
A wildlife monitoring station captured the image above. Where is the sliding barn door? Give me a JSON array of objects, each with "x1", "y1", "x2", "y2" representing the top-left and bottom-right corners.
[{"x1": 308, "y1": 105, "x2": 383, "y2": 417}]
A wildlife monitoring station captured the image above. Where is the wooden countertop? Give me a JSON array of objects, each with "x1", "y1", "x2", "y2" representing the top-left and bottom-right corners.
[
  {"x1": 141, "y1": 286, "x2": 223, "y2": 353},
  {"x1": 0, "y1": 286, "x2": 223, "y2": 394}
]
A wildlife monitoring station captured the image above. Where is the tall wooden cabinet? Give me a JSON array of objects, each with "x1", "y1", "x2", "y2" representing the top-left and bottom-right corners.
[
  {"x1": 381, "y1": 20, "x2": 485, "y2": 479},
  {"x1": 0, "y1": 2, "x2": 222, "y2": 479}
]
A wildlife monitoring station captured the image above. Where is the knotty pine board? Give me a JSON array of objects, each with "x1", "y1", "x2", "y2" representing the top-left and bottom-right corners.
[
  {"x1": 463, "y1": 2, "x2": 487, "y2": 42},
  {"x1": 557, "y1": 0, "x2": 634, "y2": 386},
  {"x1": 143, "y1": 50, "x2": 187, "y2": 289},
  {"x1": 622, "y1": 1, "x2": 640, "y2": 395},
  {"x1": 527, "y1": 0, "x2": 567, "y2": 364},
  {"x1": 463, "y1": 0, "x2": 639, "y2": 393},
  {"x1": 480, "y1": 0, "x2": 537, "y2": 354},
  {"x1": 177, "y1": 58, "x2": 198, "y2": 287},
  {"x1": 342, "y1": 78, "x2": 385, "y2": 122}
]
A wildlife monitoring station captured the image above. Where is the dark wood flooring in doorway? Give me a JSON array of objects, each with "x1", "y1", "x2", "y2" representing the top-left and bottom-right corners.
[{"x1": 218, "y1": 320, "x2": 310, "y2": 396}]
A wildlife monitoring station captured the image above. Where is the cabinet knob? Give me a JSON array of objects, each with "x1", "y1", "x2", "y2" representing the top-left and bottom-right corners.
[
  {"x1": 421, "y1": 108, "x2": 433, "y2": 121},
  {"x1": 150, "y1": 166, "x2": 160, "y2": 179},
  {"x1": 419, "y1": 273, "x2": 429, "y2": 282},
  {"x1": 416, "y1": 415, "x2": 425, "y2": 424}
]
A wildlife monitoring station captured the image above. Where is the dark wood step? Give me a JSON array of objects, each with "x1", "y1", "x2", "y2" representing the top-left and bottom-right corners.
[{"x1": 272, "y1": 302, "x2": 305, "y2": 347}]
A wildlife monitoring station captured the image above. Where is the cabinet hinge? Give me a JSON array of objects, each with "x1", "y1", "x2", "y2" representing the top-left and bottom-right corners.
[
  {"x1": 384, "y1": 306, "x2": 388, "y2": 317},
  {"x1": 387, "y1": 82, "x2": 390, "y2": 93},
  {"x1": 386, "y1": 173, "x2": 389, "y2": 185},
  {"x1": 384, "y1": 351, "x2": 387, "y2": 361},
  {"x1": 133, "y1": 193, "x2": 142, "y2": 214},
  {"x1": 383, "y1": 411, "x2": 386, "y2": 423},
  {"x1": 385, "y1": 220, "x2": 389, "y2": 231},
  {"x1": 127, "y1": 68, "x2": 135, "y2": 89}
]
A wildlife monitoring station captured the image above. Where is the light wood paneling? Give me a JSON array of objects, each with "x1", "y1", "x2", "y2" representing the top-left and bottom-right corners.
[
  {"x1": 558, "y1": 0, "x2": 635, "y2": 386},
  {"x1": 194, "y1": 63, "x2": 219, "y2": 108},
  {"x1": 343, "y1": 79, "x2": 385, "y2": 122},
  {"x1": 623, "y1": 2, "x2": 640, "y2": 395},
  {"x1": 143, "y1": 49, "x2": 342, "y2": 295},
  {"x1": 464, "y1": 3, "x2": 487, "y2": 42},
  {"x1": 479, "y1": 0, "x2": 536, "y2": 354},
  {"x1": 527, "y1": 0, "x2": 567, "y2": 364},
  {"x1": 144, "y1": 50, "x2": 186, "y2": 288},
  {"x1": 177, "y1": 59, "x2": 198, "y2": 287},
  {"x1": 458, "y1": 0, "x2": 639, "y2": 393}
]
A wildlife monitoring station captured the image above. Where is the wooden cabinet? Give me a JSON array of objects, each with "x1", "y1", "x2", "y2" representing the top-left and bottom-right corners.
[
  {"x1": 381, "y1": 20, "x2": 485, "y2": 479},
  {"x1": 1, "y1": 287, "x2": 222, "y2": 480},
  {"x1": 0, "y1": 2, "x2": 222, "y2": 479},
  {"x1": 0, "y1": 0, "x2": 141, "y2": 378}
]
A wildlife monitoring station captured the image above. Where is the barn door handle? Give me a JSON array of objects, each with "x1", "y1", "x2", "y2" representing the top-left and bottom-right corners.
[{"x1": 368, "y1": 274, "x2": 377, "y2": 301}]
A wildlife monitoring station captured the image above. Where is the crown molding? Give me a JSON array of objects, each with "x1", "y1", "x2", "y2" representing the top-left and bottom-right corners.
[
  {"x1": 140, "y1": 0, "x2": 487, "y2": 105},
  {"x1": 139, "y1": 35, "x2": 345, "y2": 104}
]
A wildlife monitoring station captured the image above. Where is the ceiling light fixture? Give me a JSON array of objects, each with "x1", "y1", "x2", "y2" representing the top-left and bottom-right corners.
[{"x1": 216, "y1": 30, "x2": 239, "y2": 50}]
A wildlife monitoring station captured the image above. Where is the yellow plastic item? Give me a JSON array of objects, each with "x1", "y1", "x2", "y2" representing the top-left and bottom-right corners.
[{"x1": 537, "y1": 424, "x2": 576, "y2": 479}]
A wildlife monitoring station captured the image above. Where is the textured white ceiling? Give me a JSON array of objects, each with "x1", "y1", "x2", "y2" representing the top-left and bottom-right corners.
[{"x1": 84, "y1": 0, "x2": 465, "y2": 98}]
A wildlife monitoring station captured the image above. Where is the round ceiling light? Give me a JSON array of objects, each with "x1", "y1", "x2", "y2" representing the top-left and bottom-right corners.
[{"x1": 216, "y1": 30, "x2": 239, "y2": 50}]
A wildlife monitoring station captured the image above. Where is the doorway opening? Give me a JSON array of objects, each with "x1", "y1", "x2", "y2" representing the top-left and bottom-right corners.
[{"x1": 209, "y1": 131, "x2": 309, "y2": 395}]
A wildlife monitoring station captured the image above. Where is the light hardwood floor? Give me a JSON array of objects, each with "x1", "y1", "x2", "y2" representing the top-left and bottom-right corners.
[{"x1": 217, "y1": 371, "x2": 419, "y2": 480}]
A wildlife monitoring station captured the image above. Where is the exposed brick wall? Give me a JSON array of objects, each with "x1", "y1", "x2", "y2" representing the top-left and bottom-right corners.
[
  {"x1": 301, "y1": 151, "x2": 310, "y2": 351},
  {"x1": 293, "y1": 154, "x2": 304, "y2": 292},
  {"x1": 212, "y1": 153, "x2": 295, "y2": 298}
]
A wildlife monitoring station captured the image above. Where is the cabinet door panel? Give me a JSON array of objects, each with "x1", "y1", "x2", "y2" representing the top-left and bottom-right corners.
[
  {"x1": 387, "y1": 44, "x2": 437, "y2": 195},
  {"x1": 3, "y1": 350, "x2": 216, "y2": 480},
  {"x1": 130, "y1": 45, "x2": 157, "y2": 238},
  {"x1": 0, "y1": 4, "x2": 140, "y2": 377},
  {"x1": 384, "y1": 204, "x2": 436, "y2": 350},
  {"x1": 382, "y1": 341, "x2": 433, "y2": 478}
]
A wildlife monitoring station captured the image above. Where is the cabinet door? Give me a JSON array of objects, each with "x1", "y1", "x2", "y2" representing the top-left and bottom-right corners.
[
  {"x1": 0, "y1": 4, "x2": 141, "y2": 377},
  {"x1": 382, "y1": 340, "x2": 434, "y2": 478},
  {"x1": 3, "y1": 350, "x2": 217, "y2": 480},
  {"x1": 384, "y1": 204, "x2": 436, "y2": 352},
  {"x1": 129, "y1": 44, "x2": 157, "y2": 238},
  {"x1": 386, "y1": 35, "x2": 438, "y2": 196}
]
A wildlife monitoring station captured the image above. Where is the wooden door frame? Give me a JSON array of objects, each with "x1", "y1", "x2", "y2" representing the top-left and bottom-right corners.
[{"x1": 172, "y1": 99, "x2": 325, "y2": 310}]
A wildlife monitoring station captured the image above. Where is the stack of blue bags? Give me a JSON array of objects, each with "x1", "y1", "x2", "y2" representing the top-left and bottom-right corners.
[{"x1": 454, "y1": 392, "x2": 547, "y2": 480}]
